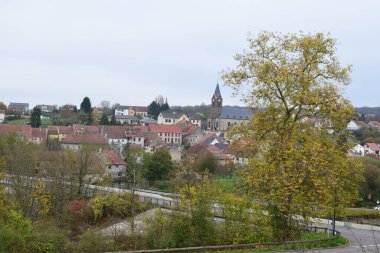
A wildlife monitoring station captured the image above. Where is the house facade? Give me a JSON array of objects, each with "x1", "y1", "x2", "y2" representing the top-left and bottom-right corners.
[
  {"x1": 364, "y1": 143, "x2": 380, "y2": 156},
  {"x1": 149, "y1": 124, "x2": 182, "y2": 145},
  {"x1": 113, "y1": 115, "x2": 140, "y2": 125},
  {"x1": 368, "y1": 121, "x2": 380, "y2": 130},
  {"x1": 101, "y1": 150, "x2": 127, "y2": 181},
  {"x1": 36, "y1": 104, "x2": 57, "y2": 113},
  {"x1": 157, "y1": 112, "x2": 189, "y2": 125},
  {"x1": 347, "y1": 120, "x2": 366, "y2": 132},
  {"x1": 186, "y1": 113, "x2": 202, "y2": 127},
  {"x1": 115, "y1": 105, "x2": 130, "y2": 116},
  {"x1": 351, "y1": 144, "x2": 365, "y2": 156},
  {"x1": 8, "y1": 102, "x2": 29, "y2": 113},
  {"x1": 0, "y1": 110, "x2": 5, "y2": 123}
]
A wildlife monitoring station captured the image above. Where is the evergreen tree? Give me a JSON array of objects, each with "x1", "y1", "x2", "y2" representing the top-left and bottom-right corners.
[
  {"x1": 148, "y1": 101, "x2": 160, "y2": 119},
  {"x1": 99, "y1": 113, "x2": 109, "y2": 125},
  {"x1": 80, "y1": 97, "x2": 92, "y2": 114},
  {"x1": 161, "y1": 102, "x2": 170, "y2": 112},
  {"x1": 110, "y1": 115, "x2": 117, "y2": 125},
  {"x1": 30, "y1": 107, "x2": 41, "y2": 128}
]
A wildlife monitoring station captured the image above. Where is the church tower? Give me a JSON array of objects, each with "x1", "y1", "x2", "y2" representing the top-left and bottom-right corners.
[
  {"x1": 211, "y1": 83, "x2": 223, "y2": 109},
  {"x1": 209, "y1": 83, "x2": 223, "y2": 130}
]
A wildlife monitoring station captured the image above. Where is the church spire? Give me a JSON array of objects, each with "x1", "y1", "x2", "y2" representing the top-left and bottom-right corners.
[{"x1": 213, "y1": 83, "x2": 222, "y2": 99}]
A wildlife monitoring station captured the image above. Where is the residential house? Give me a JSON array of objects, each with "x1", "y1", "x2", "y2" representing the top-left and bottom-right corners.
[
  {"x1": 198, "y1": 132, "x2": 223, "y2": 146},
  {"x1": 124, "y1": 126, "x2": 147, "y2": 147},
  {"x1": 350, "y1": 144, "x2": 365, "y2": 156},
  {"x1": 187, "y1": 143, "x2": 230, "y2": 167},
  {"x1": 60, "y1": 134, "x2": 108, "y2": 150},
  {"x1": 144, "y1": 133, "x2": 168, "y2": 153},
  {"x1": 364, "y1": 143, "x2": 380, "y2": 156},
  {"x1": 60, "y1": 104, "x2": 77, "y2": 111},
  {"x1": 140, "y1": 117, "x2": 157, "y2": 126},
  {"x1": 157, "y1": 112, "x2": 189, "y2": 125},
  {"x1": 177, "y1": 120, "x2": 204, "y2": 146},
  {"x1": 31, "y1": 128, "x2": 48, "y2": 145},
  {"x1": 113, "y1": 115, "x2": 140, "y2": 125},
  {"x1": 8, "y1": 102, "x2": 29, "y2": 113},
  {"x1": 347, "y1": 120, "x2": 367, "y2": 132},
  {"x1": 186, "y1": 113, "x2": 202, "y2": 127},
  {"x1": 149, "y1": 124, "x2": 182, "y2": 145},
  {"x1": 101, "y1": 150, "x2": 127, "y2": 181},
  {"x1": 0, "y1": 110, "x2": 5, "y2": 123},
  {"x1": 368, "y1": 121, "x2": 380, "y2": 130},
  {"x1": 0, "y1": 124, "x2": 32, "y2": 142},
  {"x1": 114, "y1": 105, "x2": 131, "y2": 116},
  {"x1": 100, "y1": 125, "x2": 128, "y2": 145},
  {"x1": 73, "y1": 124, "x2": 100, "y2": 135},
  {"x1": 130, "y1": 106, "x2": 148, "y2": 117},
  {"x1": 36, "y1": 104, "x2": 57, "y2": 113},
  {"x1": 47, "y1": 126, "x2": 74, "y2": 142}
]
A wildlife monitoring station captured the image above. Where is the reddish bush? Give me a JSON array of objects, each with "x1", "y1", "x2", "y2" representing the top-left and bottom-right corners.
[{"x1": 67, "y1": 199, "x2": 91, "y2": 222}]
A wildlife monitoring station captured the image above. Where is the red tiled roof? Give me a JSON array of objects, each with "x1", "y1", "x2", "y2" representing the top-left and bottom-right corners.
[
  {"x1": 353, "y1": 120, "x2": 366, "y2": 127},
  {"x1": 124, "y1": 126, "x2": 148, "y2": 137},
  {"x1": 369, "y1": 121, "x2": 380, "y2": 128},
  {"x1": 100, "y1": 125, "x2": 126, "y2": 139},
  {"x1": 31, "y1": 128, "x2": 47, "y2": 139},
  {"x1": 61, "y1": 134, "x2": 108, "y2": 145},
  {"x1": 131, "y1": 106, "x2": 148, "y2": 113},
  {"x1": 73, "y1": 124, "x2": 100, "y2": 134},
  {"x1": 47, "y1": 126, "x2": 74, "y2": 135},
  {"x1": 0, "y1": 124, "x2": 32, "y2": 140},
  {"x1": 198, "y1": 132, "x2": 218, "y2": 144},
  {"x1": 365, "y1": 143, "x2": 380, "y2": 151},
  {"x1": 144, "y1": 132, "x2": 167, "y2": 148},
  {"x1": 149, "y1": 124, "x2": 181, "y2": 134},
  {"x1": 102, "y1": 150, "x2": 126, "y2": 165}
]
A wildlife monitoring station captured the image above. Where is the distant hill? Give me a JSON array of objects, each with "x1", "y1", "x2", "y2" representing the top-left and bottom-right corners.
[{"x1": 355, "y1": 107, "x2": 380, "y2": 116}]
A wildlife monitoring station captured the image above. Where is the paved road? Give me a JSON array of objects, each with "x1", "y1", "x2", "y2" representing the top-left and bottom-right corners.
[{"x1": 286, "y1": 223, "x2": 380, "y2": 253}]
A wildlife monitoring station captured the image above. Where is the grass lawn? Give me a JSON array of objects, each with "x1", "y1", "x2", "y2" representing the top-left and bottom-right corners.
[
  {"x1": 213, "y1": 233, "x2": 347, "y2": 252},
  {"x1": 212, "y1": 176, "x2": 238, "y2": 192},
  {"x1": 5, "y1": 117, "x2": 52, "y2": 127}
]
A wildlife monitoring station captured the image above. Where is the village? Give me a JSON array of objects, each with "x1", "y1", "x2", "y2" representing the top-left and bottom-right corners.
[{"x1": 0, "y1": 83, "x2": 379, "y2": 188}]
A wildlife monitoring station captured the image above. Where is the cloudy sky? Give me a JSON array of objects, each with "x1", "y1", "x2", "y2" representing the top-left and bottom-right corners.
[{"x1": 0, "y1": 0, "x2": 379, "y2": 108}]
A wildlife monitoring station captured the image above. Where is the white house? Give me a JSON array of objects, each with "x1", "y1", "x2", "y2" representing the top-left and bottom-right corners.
[
  {"x1": 368, "y1": 121, "x2": 380, "y2": 130},
  {"x1": 347, "y1": 120, "x2": 366, "y2": 132},
  {"x1": 364, "y1": 143, "x2": 380, "y2": 156},
  {"x1": 0, "y1": 110, "x2": 5, "y2": 123},
  {"x1": 114, "y1": 105, "x2": 131, "y2": 116},
  {"x1": 351, "y1": 144, "x2": 365, "y2": 156}
]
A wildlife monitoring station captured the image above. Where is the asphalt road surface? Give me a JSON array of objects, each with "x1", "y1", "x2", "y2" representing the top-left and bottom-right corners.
[{"x1": 286, "y1": 223, "x2": 380, "y2": 253}]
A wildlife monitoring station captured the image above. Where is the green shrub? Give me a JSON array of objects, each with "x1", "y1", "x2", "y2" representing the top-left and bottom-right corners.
[
  {"x1": 345, "y1": 208, "x2": 380, "y2": 219},
  {"x1": 90, "y1": 193, "x2": 146, "y2": 222},
  {"x1": 0, "y1": 210, "x2": 32, "y2": 253},
  {"x1": 28, "y1": 226, "x2": 68, "y2": 253},
  {"x1": 69, "y1": 230, "x2": 113, "y2": 253}
]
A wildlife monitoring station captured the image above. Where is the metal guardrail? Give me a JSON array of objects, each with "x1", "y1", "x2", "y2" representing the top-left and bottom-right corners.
[{"x1": 107, "y1": 226, "x2": 341, "y2": 253}]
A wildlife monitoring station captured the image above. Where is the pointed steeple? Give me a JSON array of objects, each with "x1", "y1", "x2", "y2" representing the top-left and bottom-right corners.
[{"x1": 213, "y1": 83, "x2": 222, "y2": 99}]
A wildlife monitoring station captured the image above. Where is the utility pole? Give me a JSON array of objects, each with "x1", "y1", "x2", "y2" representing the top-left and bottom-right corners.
[{"x1": 332, "y1": 188, "x2": 336, "y2": 236}]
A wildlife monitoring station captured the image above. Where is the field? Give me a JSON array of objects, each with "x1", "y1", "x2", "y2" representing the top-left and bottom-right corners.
[{"x1": 5, "y1": 117, "x2": 52, "y2": 127}]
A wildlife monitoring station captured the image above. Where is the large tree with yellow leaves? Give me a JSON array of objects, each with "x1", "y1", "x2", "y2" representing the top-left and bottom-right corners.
[{"x1": 222, "y1": 31, "x2": 363, "y2": 240}]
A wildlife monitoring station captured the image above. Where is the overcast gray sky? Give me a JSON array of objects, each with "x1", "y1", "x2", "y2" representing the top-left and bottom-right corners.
[{"x1": 1, "y1": 0, "x2": 379, "y2": 108}]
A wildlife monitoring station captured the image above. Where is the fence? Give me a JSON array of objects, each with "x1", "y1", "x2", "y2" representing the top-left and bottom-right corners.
[{"x1": 107, "y1": 226, "x2": 341, "y2": 253}]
